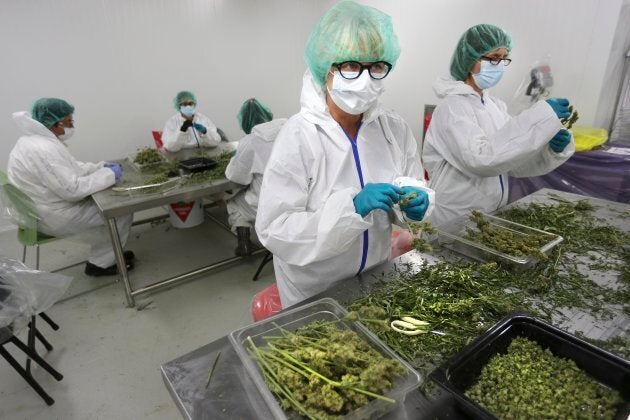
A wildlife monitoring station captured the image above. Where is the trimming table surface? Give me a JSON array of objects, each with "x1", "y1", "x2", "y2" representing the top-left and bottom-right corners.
[
  {"x1": 161, "y1": 189, "x2": 629, "y2": 419},
  {"x1": 91, "y1": 144, "x2": 255, "y2": 307}
]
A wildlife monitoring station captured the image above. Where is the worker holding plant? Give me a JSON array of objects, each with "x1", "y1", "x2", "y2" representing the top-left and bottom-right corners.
[
  {"x1": 256, "y1": 1, "x2": 429, "y2": 308},
  {"x1": 423, "y1": 24, "x2": 575, "y2": 227}
]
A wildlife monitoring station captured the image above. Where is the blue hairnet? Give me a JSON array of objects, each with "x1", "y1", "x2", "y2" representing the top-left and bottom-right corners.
[
  {"x1": 450, "y1": 24, "x2": 513, "y2": 81},
  {"x1": 237, "y1": 98, "x2": 273, "y2": 134},
  {"x1": 304, "y1": 1, "x2": 401, "y2": 86},
  {"x1": 31, "y1": 98, "x2": 74, "y2": 128},
  {"x1": 173, "y1": 91, "x2": 197, "y2": 109}
]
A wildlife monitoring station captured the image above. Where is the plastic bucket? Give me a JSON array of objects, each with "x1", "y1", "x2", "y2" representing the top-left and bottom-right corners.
[{"x1": 168, "y1": 200, "x2": 204, "y2": 228}]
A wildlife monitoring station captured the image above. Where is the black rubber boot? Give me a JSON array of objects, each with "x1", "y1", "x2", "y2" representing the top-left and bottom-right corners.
[{"x1": 235, "y1": 227, "x2": 253, "y2": 257}]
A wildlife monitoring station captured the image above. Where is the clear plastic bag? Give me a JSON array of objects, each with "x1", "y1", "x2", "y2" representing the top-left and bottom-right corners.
[
  {"x1": 510, "y1": 55, "x2": 554, "y2": 115},
  {"x1": 0, "y1": 257, "x2": 72, "y2": 339}
]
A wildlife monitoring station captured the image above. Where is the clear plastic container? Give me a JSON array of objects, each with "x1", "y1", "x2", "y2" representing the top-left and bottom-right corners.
[
  {"x1": 437, "y1": 213, "x2": 563, "y2": 271},
  {"x1": 229, "y1": 297, "x2": 422, "y2": 420},
  {"x1": 127, "y1": 150, "x2": 168, "y2": 172}
]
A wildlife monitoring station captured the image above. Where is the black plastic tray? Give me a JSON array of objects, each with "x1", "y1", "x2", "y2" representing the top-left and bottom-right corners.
[
  {"x1": 178, "y1": 157, "x2": 217, "y2": 173},
  {"x1": 429, "y1": 313, "x2": 630, "y2": 419}
]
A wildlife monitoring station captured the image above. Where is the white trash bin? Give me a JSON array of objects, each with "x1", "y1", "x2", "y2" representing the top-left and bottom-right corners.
[{"x1": 168, "y1": 200, "x2": 204, "y2": 228}]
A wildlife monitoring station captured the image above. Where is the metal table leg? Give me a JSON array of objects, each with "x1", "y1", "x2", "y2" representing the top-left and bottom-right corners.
[{"x1": 106, "y1": 218, "x2": 134, "y2": 307}]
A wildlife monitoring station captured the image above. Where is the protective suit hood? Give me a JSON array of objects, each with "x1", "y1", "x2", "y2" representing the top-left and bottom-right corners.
[
  {"x1": 251, "y1": 118, "x2": 288, "y2": 142},
  {"x1": 433, "y1": 76, "x2": 479, "y2": 98},
  {"x1": 299, "y1": 70, "x2": 384, "y2": 126},
  {"x1": 12, "y1": 111, "x2": 58, "y2": 139}
]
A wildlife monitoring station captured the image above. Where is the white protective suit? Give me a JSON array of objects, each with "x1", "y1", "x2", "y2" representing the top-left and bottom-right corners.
[
  {"x1": 162, "y1": 112, "x2": 221, "y2": 152},
  {"x1": 423, "y1": 77, "x2": 575, "y2": 227},
  {"x1": 7, "y1": 112, "x2": 133, "y2": 268},
  {"x1": 255, "y1": 71, "x2": 424, "y2": 308},
  {"x1": 225, "y1": 118, "x2": 288, "y2": 232}
]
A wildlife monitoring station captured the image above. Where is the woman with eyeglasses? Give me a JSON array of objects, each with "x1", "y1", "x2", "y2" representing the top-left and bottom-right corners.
[
  {"x1": 423, "y1": 24, "x2": 575, "y2": 227},
  {"x1": 255, "y1": 1, "x2": 429, "y2": 308}
]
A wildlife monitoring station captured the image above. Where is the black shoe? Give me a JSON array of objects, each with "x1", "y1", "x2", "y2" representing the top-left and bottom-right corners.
[
  {"x1": 124, "y1": 250, "x2": 135, "y2": 262},
  {"x1": 85, "y1": 260, "x2": 134, "y2": 277},
  {"x1": 235, "y1": 227, "x2": 253, "y2": 257}
]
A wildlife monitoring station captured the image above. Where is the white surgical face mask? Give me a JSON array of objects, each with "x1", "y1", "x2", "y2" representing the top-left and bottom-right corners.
[
  {"x1": 327, "y1": 71, "x2": 385, "y2": 115},
  {"x1": 180, "y1": 105, "x2": 196, "y2": 117},
  {"x1": 472, "y1": 60, "x2": 504, "y2": 90},
  {"x1": 58, "y1": 126, "x2": 75, "y2": 142}
]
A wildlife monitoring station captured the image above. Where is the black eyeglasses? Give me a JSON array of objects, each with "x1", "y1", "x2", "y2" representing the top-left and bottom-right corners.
[
  {"x1": 332, "y1": 61, "x2": 392, "y2": 80},
  {"x1": 480, "y1": 56, "x2": 512, "y2": 66}
]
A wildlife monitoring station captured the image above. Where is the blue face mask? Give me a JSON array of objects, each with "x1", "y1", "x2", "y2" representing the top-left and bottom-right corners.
[
  {"x1": 472, "y1": 60, "x2": 504, "y2": 90},
  {"x1": 180, "y1": 105, "x2": 196, "y2": 117}
]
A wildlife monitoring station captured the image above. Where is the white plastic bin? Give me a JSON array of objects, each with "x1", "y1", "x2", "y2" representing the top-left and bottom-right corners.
[{"x1": 168, "y1": 200, "x2": 204, "y2": 228}]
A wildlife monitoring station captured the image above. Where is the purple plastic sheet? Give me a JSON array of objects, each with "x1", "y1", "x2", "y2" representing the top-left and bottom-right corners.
[{"x1": 509, "y1": 142, "x2": 630, "y2": 204}]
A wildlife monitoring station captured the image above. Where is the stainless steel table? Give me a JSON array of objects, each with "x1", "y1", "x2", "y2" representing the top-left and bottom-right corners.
[
  {"x1": 92, "y1": 144, "x2": 253, "y2": 307},
  {"x1": 161, "y1": 189, "x2": 629, "y2": 419}
]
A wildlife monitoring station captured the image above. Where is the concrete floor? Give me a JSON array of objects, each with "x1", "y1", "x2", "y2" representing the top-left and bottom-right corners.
[{"x1": 0, "y1": 207, "x2": 274, "y2": 419}]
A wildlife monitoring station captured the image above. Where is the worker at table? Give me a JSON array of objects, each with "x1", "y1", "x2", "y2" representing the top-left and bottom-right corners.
[
  {"x1": 255, "y1": 1, "x2": 430, "y2": 308},
  {"x1": 423, "y1": 24, "x2": 575, "y2": 227},
  {"x1": 225, "y1": 98, "x2": 286, "y2": 257},
  {"x1": 7, "y1": 98, "x2": 134, "y2": 276},
  {"x1": 161, "y1": 90, "x2": 221, "y2": 152}
]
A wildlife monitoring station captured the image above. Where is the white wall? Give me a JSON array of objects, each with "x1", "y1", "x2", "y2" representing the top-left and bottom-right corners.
[{"x1": 0, "y1": 0, "x2": 624, "y2": 178}]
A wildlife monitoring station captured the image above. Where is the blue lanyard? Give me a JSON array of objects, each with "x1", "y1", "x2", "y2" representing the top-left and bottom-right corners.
[{"x1": 341, "y1": 123, "x2": 368, "y2": 276}]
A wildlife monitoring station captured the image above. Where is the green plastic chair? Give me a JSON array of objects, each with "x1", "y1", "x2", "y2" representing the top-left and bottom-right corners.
[
  {"x1": 0, "y1": 171, "x2": 61, "y2": 375},
  {"x1": 0, "y1": 171, "x2": 57, "y2": 270}
]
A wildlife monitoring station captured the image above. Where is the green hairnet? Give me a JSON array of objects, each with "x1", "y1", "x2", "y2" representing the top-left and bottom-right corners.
[
  {"x1": 173, "y1": 91, "x2": 197, "y2": 109},
  {"x1": 304, "y1": 0, "x2": 401, "y2": 86},
  {"x1": 450, "y1": 24, "x2": 513, "y2": 81},
  {"x1": 31, "y1": 98, "x2": 74, "y2": 128},
  {"x1": 237, "y1": 98, "x2": 273, "y2": 134}
]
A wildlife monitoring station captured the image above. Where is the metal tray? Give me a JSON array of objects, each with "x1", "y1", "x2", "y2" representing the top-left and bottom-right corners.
[
  {"x1": 178, "y1": 157, "x2": 217, "y2": 173},
  {"x1": 229, "y1": 298, "x2": 422, "y2": 420},
  {"x1": 437, "y1": 212, "x2": 562, "y2": 271},
  {"x1": 430, "y1": 313, "x2": 630, "y2": 420}
]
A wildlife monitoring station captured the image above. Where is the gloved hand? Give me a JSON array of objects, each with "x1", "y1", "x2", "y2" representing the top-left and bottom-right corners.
[
  {"x1": 353, "y1": 183, "x2": 402, "y2": 217},
  {"x1": 399, "y1": 186, "x2": 430, "y2": 221},
  {"x1": 549, "y1": 129, "x2": 571, "y2": 153},
  {"x1": 104, "y1": 162, "x2": 121, "y2": 170},
  {"x1": 545, "y1": 98, "x2": 571, "y2": 119},
  {"x1": 193, "y1": 123, "x2": 207, "y2": 134},
  {"x1": 180, "y1": 119, "x2": 194, "y2": 132},
  {"x1": 106, "y1": 163, "x2": 123, "y2": 181}
]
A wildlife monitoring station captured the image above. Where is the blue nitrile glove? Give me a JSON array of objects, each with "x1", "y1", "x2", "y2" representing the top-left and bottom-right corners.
[
  {"x1": 353, "y1": 183, "x2": 402, "y2": 217},
  {"x1": 105, "y1": 163, "x2": 123, "y2": 181},
  {"x1": 549, "y1": 129, "x2": 571, "y2": 153},
  {"x1": 399, "y1": 186, "x2": 429, "y2": 221},
  {"x1": 545, "y1": 98, "x2": 571, "y2": 119},
  {"x1": 193, "y1": 123, "x2": 207, "y2": 134}
]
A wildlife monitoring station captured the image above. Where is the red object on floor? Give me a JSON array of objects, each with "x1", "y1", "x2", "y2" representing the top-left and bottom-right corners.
[
  {"x1": 390, "y1": 229, "x2": 413, "y2": 259},
  {"x1": 251, "y1": 283, "x2": 282, "y2": 322}
]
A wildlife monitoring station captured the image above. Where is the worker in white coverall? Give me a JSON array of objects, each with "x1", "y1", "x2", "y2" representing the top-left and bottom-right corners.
[
  {"x1": 225, "y1": 98, "x2": 286, "y2": 256},
  {"x1": 423, "y1": 24, "x2": 575, "y2": 227},
  {"x1": 162, "y1": 90, "x2": 221, "y2": 152},
  {"x1": 255, "y1": 1, "x2": 430, "y2": 308},
  {"x1": 7, "y1": 98, "x2": 134, "y2": 276}
]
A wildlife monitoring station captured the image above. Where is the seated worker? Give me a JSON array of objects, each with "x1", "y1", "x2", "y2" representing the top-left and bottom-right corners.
[
  {"x1": 8, "y1": 98, "x2": 134, "y2": 276},
  {"x1": 225, "y1": 98, "x2": 287, "y2": 256},
  {"x1": 161, "y1": 90, "x2": 221, "y2": 152},
  {"x1": 423, "y1": 24, "x2": 575, "y2": 227}
]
